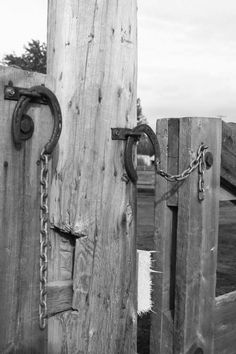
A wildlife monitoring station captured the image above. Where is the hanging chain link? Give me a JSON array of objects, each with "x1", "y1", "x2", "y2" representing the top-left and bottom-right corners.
[
  {"x1": 156, "y1": 143, "x2": 208, "y2": 200},
  {"x1": 39, "y1": 149, "x2": 49, "y2": 329},
  {"x1": 198, "y1": 147, "x2": 206, "y2": 201}
]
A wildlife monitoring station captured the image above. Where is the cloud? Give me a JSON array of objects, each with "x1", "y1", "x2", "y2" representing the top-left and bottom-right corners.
[{"x1": 138, "y1": 0, "x2": 236, "y2": 124}]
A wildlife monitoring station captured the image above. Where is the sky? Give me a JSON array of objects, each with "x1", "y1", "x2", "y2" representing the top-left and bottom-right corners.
[{"x1": 0, "y1": 0, "x2": 236, "y2": 126}]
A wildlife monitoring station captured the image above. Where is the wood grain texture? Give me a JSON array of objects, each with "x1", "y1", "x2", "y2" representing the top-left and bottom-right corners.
[
  {"x1": 47, "y1": 280, "x2": 73, "y2": 317},
  {"x1": 214, "y1": 291, "x2": 236, "y2": 354},
  {"x1": 47, "y1": 1, "x2": 137, "y2": 353},
  {"x1": 150, "y1": 119, "x2": 175, "y2": 354},
  {"x1": 174, "y1": 118, "x2": 221, "y2": 354},
  {"x1": 47, "y1": 229, "x2": 75, "y2": 353},
  {"x1": 0, "y1": 66, "x2": 52, "y2": 353}
]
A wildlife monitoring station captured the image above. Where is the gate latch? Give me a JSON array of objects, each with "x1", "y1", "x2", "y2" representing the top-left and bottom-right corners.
[{"x1": 111, "y1": 124, "x2": 160, "y2": 184}]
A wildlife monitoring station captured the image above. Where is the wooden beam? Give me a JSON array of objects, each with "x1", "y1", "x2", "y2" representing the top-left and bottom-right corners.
[
  {"x1": 214, "y1": 291, "x2": 236, "y2": 353},
  {"x1": 174, "y1": 118, "x2": 221, "y2": 353},
  {"x1": 150, "y1": 119, "x2": 176, "y2": 354},
  {"x1": 47, "y1": 1, "x2": 137, "y2": 353}
]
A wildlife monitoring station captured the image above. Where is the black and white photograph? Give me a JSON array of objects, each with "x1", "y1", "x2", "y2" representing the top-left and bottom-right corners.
[{"x1": 0, "y1": 1, "x2": 236, "y2": 353}]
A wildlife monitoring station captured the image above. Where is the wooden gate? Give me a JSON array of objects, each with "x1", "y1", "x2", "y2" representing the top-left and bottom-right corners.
[
  {"x1": 149, "y1": 117, "x2": 236, "y2": 354},
  {"x1": 1, "y1": 2, "x2": 236, "y2": 353}
]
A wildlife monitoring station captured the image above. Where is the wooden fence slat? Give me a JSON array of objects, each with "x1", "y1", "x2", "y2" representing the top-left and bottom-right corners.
[
  {"x1": 0, "y1": 66, "x2": 52, "y2": 353},
  {"x1": 174, "y1": 118, "x2": 221, "y2": 353}
]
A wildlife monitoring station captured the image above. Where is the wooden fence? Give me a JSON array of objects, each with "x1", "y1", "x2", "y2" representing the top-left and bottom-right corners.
[
  {"x1": 137, "y1": 118, "x2": 236, "y2": 354},
  {"x1": 0, "y1": 0, "x2": 236, "y2": 352}
]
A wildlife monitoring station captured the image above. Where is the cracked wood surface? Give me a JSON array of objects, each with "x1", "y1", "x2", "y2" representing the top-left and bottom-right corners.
[
  {"x1": 47, "y1": 1, "x2": 137, "y2": 353},
  {"x1": 0, "y1": 66, "x2": 51, "y2": 353}
]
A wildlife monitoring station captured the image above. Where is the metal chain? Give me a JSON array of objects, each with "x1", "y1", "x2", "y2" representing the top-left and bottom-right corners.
[
  {"x1": 198, "y1": 147, "x2": 206, "y2": 201},
  {"x1": 156, "y1": 143, "x2": 208, "y2": 200},
  {"x1": 39, "y1": 149, "x2": 49, "y2": 329}
]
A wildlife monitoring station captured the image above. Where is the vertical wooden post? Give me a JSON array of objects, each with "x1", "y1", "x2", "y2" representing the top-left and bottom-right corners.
[
  {"x1": 174, "y1": 118, "x2": 221, "y2": 353},
  {"x1": 47, "y1": 1, "x2": 137, "y2": 353}
]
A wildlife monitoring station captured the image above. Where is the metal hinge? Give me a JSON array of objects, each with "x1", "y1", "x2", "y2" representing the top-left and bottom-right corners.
[
  {"x1": 4, "y1": 81, "x2": 47, "y2": 105},
  {"x1": 111, "y1": 128, "x2": 142, "y2": 141}
]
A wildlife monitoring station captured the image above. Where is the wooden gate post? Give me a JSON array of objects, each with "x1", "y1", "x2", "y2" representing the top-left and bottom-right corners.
[
  {"x1": 46, "y1": 1, "x2": 137, "y2": 353},
  {"x1": 151, "y1": 118, "x2": 221, "y2": 354}
]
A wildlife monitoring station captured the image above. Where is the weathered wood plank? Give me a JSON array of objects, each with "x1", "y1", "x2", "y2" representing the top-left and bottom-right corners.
[
  {"x1": 174, "y1": 118, "x2": 221, "y2": 353},
  {"x1": 214, "y1": 291, "x2": 236, "y2": 354},
  {"x1": 47, "y1": 1, "x2": 137, "y2": 353},
  {"x1": 0, "y1": 66, "x2": 52, "y2": 353},
  {"x1": 150, "y1": 119, "x2": 175, "y2": 354}
]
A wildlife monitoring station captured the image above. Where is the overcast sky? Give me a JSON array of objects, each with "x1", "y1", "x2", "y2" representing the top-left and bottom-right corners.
[{"x1": 0, "y1": 1, "x2": 236, "y2": 126}]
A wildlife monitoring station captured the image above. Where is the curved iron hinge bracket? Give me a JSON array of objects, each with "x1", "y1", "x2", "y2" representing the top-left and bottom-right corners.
[
  {"x1": 111, "y1": 124, "x2": 160, "y2": 184},
  {"x1": 5, "y1": 82, "x2": 62, "y2": 154}
]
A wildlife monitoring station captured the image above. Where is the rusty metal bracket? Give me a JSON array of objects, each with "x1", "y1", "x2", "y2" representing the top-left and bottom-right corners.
[
  {"x1": 5, "y1": 81, "x2": 62, "y2": 153},
  {"x1": 4, "y1": 81, "x2": 47, "y2": 105},
  {"x1": 111, "y1": 128, "x2": 142, "y2": 141},
  {"x1": 111, "y1": 124, "x2": 160, "y2": 184}
]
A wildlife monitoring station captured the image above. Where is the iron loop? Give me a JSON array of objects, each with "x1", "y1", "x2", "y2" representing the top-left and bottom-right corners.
[
  {"x1": 12, "y1": 85, "x2": 62, "y2": 154},
  {"x1": 124, "y1": 124, "x2": 160, "y2": 184}
]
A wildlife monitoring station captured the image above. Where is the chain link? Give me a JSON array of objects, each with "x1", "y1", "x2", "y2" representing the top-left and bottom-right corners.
[
  {"x1": 156, "y1": 143, "x2": 208, "y2": 200},
  {"x1": 39, "y1": 149, "x2": 49, "y2": 329},
  {"x1": 198, "y1": 147, "x2": 206, "y2": 201}
]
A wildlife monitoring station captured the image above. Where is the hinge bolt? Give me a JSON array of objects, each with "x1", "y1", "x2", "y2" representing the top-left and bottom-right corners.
[
  {"x1": 205, "y1": 152, "x2": 213, "y2": 169},
  {"x1": 6, "y1": 87, "x2": 15, "y2": 97},
  {"x1": 20, "y1": 114, "x2": 34, "y2": 134}
]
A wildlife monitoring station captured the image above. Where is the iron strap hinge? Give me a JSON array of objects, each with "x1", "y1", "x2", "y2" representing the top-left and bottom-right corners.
[
  {"x1": 4, "y1": 81, "x2": 47, "y2": 105},
  {"x1": 111, "y1": 128, "x2": 142, "y2": 141}
]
